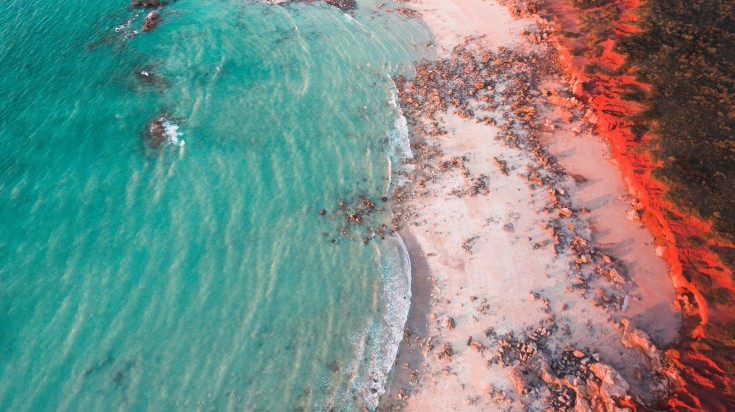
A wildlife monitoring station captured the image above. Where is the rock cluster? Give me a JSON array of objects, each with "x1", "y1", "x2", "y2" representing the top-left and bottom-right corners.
[
  {"x1": 142, "y1": 11, "x2": 162, "y2": 32},
  {"x1": 133, "y1": 0, "x2": 176, "y2": 33},
  {"x1": 134, "y1": 65, "x2": 170, "y2": 90},
  {"x1": 142, "y1": 111, "x2": 176, "y2": 149},
  {"x1": 318, "y1": 195, "x2": 392, "y2": 245},
  {"x1": 132, "y1": 0, "x2": 172, "y2": 6}
]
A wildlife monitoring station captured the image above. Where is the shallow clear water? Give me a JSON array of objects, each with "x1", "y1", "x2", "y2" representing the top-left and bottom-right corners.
[{"x1": 0, "y1": 1, "x2": 428, "y2": 410}]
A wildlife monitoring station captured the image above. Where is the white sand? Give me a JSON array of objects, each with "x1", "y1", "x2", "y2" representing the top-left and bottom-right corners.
[
  {"x1": 380, "y1": 0, "x2": 679, "y2": 410},
  {"x1": 539, "y1": 112, "x2": 679, "y2": 346}
]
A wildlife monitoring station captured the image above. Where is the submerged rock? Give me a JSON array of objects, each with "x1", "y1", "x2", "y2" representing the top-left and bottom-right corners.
[
  {"x1": 134, "y1": 65, "x2": 169, "y2": 90},
  {"x1": 260, "y1": 0, "x2": 357, "y2": 13},
  {"x1": 323, "y1": 0, "x2": 356, "y2": 11},
  {"x1": 132, "y1": 0, "x2": 171, "y2": 7},
  {"x1": 142, "y1": 111, "x2": 183, "y2": 150},
  {"x1": 142, "y1": 11, "x2": 162, "y2": 32}
]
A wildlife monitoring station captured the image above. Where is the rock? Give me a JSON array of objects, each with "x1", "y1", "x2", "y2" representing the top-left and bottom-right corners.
[
  {"x1": 607, "y1": 268, "x2": 626, "y2": 284},
  {"x1": 142, "y1": 11, "x2": 162, "y2": 32},
  {"x1": 574, "y1": 396, "x2": 593, "y2": 412},
  {"x1": 134, "y1": 66, "x2": 170, "y2": 90},
  {"x1": 543, "y1": 117, "x2": 556, "y2": 130},
  {"x1": 559, "y1": 107, "x2": 573, "y2": 123},
  {"x1": 509, "y1": 366, "x2": 529, "y2": 395},
  {"x1": 470, "y1": 340, "x2": 485, "y2": 353},
  {"x1": 133, "y1": 0, "x2": 169, "y2": 7},
  {"x1": 558, "y1": 208, "x2": 573, "y2": 218},
  {"x1": 621, "y1": 319, "x2": 663, "y2": 370},
  {"x1": 572, "y1": 80, "x2": 583, "y2": 96},
  {"x1": 143, "y1": 112, "x2": 169, "y2": 149},
  {"x1": 589, "y1": 363, "x2": 629, "y2": 398},
  {"x1": 526, "y1": 351, "x2": 557, "y2": 384},
  {"x1": 397, "y1": 8, "x2": 421, "y2": 19},
  {"x1": 625, "y1": 210, "x2": 639, "y2": 221},
  {"x1": 584, "y1": 109, "x2": 598, "y2": 125},
  {"x1": 323, "y1": 0, "x2": 357, "y2": 12},
  {"x1": 437, "y1": 343, "x2": 454, "y2": 360}
]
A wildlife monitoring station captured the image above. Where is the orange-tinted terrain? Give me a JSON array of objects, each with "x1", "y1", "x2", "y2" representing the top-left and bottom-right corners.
[{"x1": 519, "y1": 0, "x2": 735, "y2": 409}]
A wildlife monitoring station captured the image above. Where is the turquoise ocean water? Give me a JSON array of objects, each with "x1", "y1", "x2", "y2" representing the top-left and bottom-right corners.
[{"x1": 0, "y1": 1, "x2": 429, "y2": 410}]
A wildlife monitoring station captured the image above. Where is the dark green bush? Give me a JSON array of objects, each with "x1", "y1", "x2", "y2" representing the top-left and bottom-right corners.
[
  {"x1": 580, "y1": 3, "x2": 621, "y2": 45},
  {"x1": 617, "y1": 0, "x2": 735, "y2": 241},
  {"x1": 687, "y1": 235, "x2": 706, "y2": 247},
  {"x1": 569, "y1": 0, "x2": 612, "y2": 9}
]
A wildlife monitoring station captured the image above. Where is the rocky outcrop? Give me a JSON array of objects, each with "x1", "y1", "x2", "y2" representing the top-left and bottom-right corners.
[
  {"x1": 142, "y1": 111, "x2": 179, "y2": 150},
  {"x1": 584, "y1": 363, "x2": 632, "y2": 412},
  {"x1": 132, "y1": 0, "x2": 172, "y2": 7},
  {"x1": 621, "y1": 319, "x2": 663, "y2": 371},
  {"x1": 142, "y1": 11, "x2": 162, "y2": 32},
  {"x1": 133, "y1": 0, "x2": 177, "y2": 33}
]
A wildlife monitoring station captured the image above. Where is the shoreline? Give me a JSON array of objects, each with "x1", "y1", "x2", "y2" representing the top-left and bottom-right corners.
[{"x1": 380, "y1": 0, "x2": 680, "y2": 409}]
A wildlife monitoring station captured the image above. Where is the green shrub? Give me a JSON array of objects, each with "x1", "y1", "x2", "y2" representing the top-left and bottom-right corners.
[
  {"x1": 617, "y1": 0, "x2": 735, "y2": 241},
  {"x1": 686, "y1": 235, "x2": 706, "y2": 247},
  {"x1": 621, "y1": 89, "x2": 646, "y2": 101},
  {"x1": 569, "y1": 0, "x2": 612, "y2": 9},
  {"x1": 580, "y1": 4, "x2": 621, "y2": 44},
  {"x1": 708, "y1": 288, "x2": 732, "y2": 305}
]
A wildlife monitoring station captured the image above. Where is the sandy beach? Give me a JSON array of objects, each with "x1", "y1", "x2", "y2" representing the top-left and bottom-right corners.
[{"x1": 379, "y1": 0, "x2": 681, "y2": 410}]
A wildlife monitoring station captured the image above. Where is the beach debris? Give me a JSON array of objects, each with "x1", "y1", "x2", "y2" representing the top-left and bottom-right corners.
[
  {"x1": 461, "y1": 236, "x2": 479, "y2": 254},
  {"x1": 466, "y1": 175, "x2": 490, "y2": 196},
  {"x1": 494, "y1": 157, "x2": 510, "y2": 175},
  {"x1": 436, "y1": 343, "x2": 454, "y2": 360}
]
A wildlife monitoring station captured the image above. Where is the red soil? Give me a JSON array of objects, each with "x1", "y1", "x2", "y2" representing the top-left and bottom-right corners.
[{"x1": 536, "y1": 0, "x2": 735, "y2": 409}]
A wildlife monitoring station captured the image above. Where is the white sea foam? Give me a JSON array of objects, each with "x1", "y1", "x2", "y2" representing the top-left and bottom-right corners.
[
  {"x1": 388, "y1": 81, "x2": 413, "y2": 158},
  {"x1": 114, "y1": 11, "x2": 140, "y2": 40},
  {"x1": 387, "y1": 86, "x2": 412, "y2": 160},
  {"x1": 360, "y1": 234, "x2": 412, "y2": 411},
  {"x1": 161, "y1": 119, "x2": 185, "y2": 147},
  {"x1": 346, "y1": 75, "x2": 415, "y2": 411},
  {"x1": 386, "y1": 80, "x2": 414, "y2": 191}
]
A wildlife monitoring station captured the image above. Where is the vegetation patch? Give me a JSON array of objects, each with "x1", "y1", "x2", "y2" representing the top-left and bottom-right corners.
[{"x1": 616, "y1": 0, "x2": 735, "y2": 242}]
